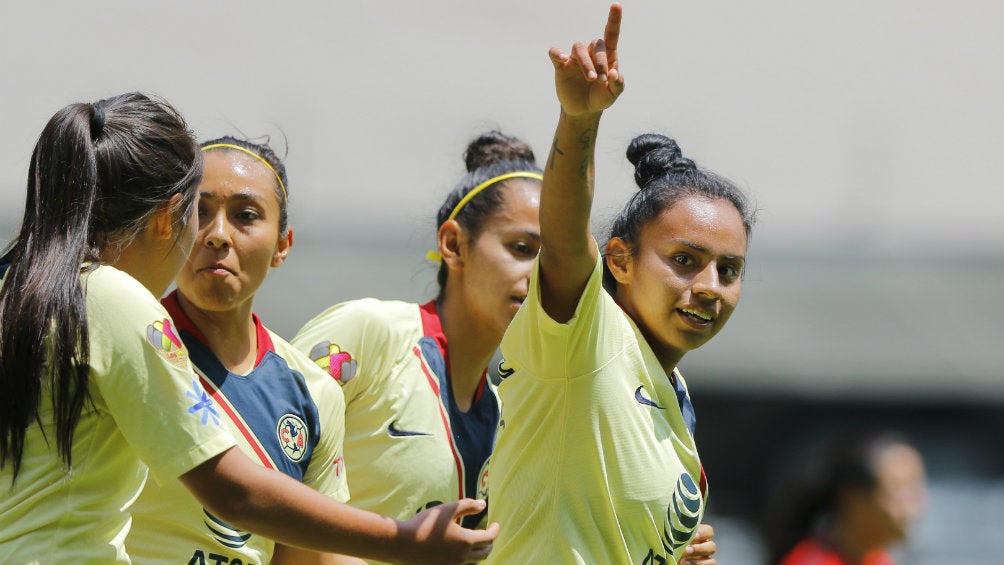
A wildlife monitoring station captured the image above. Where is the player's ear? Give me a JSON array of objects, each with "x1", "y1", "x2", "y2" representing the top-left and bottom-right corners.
[
  {"x1": 605, "y1": 237, "x2": 633, "y2": 285},
  {"x1": 272, "y1": 225, "x2": 293, "y2": 268},
  {"x1": 146, "y1": 192, "x2": 185, "y2": 242},
  {"x1": 437, "y1": 219, "x2": 466, "y2": 271}
]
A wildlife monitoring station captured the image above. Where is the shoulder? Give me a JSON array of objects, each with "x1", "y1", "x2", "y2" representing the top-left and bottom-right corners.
[
  {"x1": 83, "y1": 265, "x2": 172, "y2": 341},
  {"x1": 270, "y1": 329, "x2": 343, "y2": 391},
  {"x1": 293, "y1": 298, "x2": 421, "y2": 351},
  {"x1": 84, "y1": 264, "x2": 158, "y2": 309},
  {"x1": 299, "y1": 298, "x2": 418, "y2": 331},
  {"x1": 292, "y1": 298, "x2": 423, "y2": 386}
]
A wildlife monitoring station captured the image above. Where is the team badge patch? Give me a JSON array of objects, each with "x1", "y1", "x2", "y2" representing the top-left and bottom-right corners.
[
  {"x1": 277, "y1": 414, "x2": 308, "y2": 462},
  {"x1": 477, "y1": 457, "x2": 491, "y2": 501},
  {"x1": 146, "y1": 317, "x2": 188, "y2": 368},
  {"x1": 308, "y1": 341, "x2": 357, "y2": 385}
]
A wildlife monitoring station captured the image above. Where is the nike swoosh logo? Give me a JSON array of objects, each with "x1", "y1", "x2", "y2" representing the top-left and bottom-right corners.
[
  {"x1": 387, "y1": 421, "x2": 432, "y2": 437},
  {"x1": 635, "y1": 386, "x2": 665, "y2": 409},
  {"x1": 497, "y1": 360, "x2": 514, "y2": 380}
]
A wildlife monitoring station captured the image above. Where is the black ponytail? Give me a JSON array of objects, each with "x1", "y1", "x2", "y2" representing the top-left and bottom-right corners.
[{"x1": 0, "y1": 92, "x2": 201, "y2": 481}]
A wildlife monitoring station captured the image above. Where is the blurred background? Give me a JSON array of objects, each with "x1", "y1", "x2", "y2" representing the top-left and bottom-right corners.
[{"x1": 2, "y1": 1, "x2": 1001, "y2": 562}]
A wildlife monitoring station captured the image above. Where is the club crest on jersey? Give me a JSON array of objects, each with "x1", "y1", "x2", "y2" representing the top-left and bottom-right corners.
[
  {"x1": 477, "y1": 457, "x2": 491, "y2": 501},
  {"x1": 146, "y1": 318, "x2": 187, "y2": 368},
  {"x1": 661, "y1": 472, "x2": 703, "y2": 555},
  {"x1": 308, "y1": 341, "x2": 357, "y2": 385},
  {"x1": 277, "y1": 414, "x2": 308, "y2": 462}
]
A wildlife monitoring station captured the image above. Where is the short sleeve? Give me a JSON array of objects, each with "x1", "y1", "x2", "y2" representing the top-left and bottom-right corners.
[
  {"x1": 291, "y1": 298, "x2": 413, "y2": 404},
  {"x1": 500, "y1": 254, "x2": 633, "y2": 382},
  {"x1": 291, "y1": 351, "x2": 351, "y2": 503},
  {"x1": 85, "y1": 267, "x2": 236, "y2": 485}
]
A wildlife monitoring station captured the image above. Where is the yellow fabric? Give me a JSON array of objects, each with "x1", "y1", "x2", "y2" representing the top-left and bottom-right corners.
[
  {"x1": 486, "y1": 255, "x2": 705, "y2": 564},
  {"x1": 0, "y1": 265, "x2": 235, "y2": 565},
  {"x1": 127, "y1": 329, "x2": 349, "y2": 565},
  {"x1": 293, "y1": 299, "x2": 484, "y2": 565}
]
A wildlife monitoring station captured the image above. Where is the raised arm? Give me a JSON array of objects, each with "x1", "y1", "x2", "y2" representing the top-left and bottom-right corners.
[
  {"x1": 539, "y1": 2, "x2": 625, "y2": 323},
  {"x1": 180, "y1": 447, "x2": 497, "y2": 564}
]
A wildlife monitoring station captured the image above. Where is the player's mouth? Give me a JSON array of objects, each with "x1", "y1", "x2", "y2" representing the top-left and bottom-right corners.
[
  {"x1": 199, "y1": 262, "x2": 235, "y2": 276},
  {"x1": 678, "y1": 307, "x2": 714, "y2": 328}
]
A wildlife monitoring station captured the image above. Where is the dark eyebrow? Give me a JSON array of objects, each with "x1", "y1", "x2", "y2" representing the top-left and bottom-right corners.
[
  {"x1": 199, "y1": 190, "x2": 266, "y2": 203},
  {"x1": 677, "y1": 239, "x2": 745, "y2": 263}
]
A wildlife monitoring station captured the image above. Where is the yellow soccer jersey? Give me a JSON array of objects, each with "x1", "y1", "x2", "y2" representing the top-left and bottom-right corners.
[
  {"x1": 0, "y1": 265, "x2": 236, "y2": 565},
  {"x1": 486, "y1": 256, "x2": 707, "y2": 565},
  {"x1": 293, "y1": 299, "x2": 499, "y2": 565},
  {"x1": 126, "y1": 291, "x2": 349, "y2": 565}
]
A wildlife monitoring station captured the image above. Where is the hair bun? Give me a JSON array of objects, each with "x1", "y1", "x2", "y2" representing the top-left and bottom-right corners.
[
  {"x1": 89, "y1": 103, "x2": 106, "y2": 140},
  {"x1": 463, "y1": 130, "x2": 536, "y2": 172},
  {"x1": 626, "y1": 133, "x2": 697, "y2": 189}
]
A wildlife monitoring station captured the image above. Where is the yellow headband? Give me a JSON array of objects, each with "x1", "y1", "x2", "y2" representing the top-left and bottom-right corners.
[
  {"x1": 201, "y1": 143, "x2": 287, "y2": 202},
  {"x1": 425, "y1": 171, "x2": 543, "y2": 263}
]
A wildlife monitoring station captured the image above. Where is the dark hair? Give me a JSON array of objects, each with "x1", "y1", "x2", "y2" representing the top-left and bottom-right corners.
[
  {"x1": 602, "y1": 133, "x2": 756, "y2": 293},
  {"x1": 0, "y1": 92, "x2": 202, "y2": 481},
  {"x1": 200, "y1": 136, "x2": 289, "y2": 234},
  {"x1": 761, "y1": 431, "x2": 912, "y2": 564},
  {"x1": 433, "y1": 130, "x2": 541, "y2": 299}
]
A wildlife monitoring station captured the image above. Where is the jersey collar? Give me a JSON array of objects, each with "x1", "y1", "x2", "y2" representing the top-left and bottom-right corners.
[
  {"x1": 162, "y1": 290, "x2": 275, "y2": 367},
  {"x1": 419, "y1": 300, "x2": 489, "y2": 404}
]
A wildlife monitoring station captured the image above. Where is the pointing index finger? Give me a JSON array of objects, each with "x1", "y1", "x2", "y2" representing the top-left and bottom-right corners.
[{"x1": 604, "y1": 2, "x2": 622, "y2": 69}]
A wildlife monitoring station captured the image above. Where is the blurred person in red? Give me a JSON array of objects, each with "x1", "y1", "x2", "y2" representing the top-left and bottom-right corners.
[{"x1": 763, "y1": 431, "x2": 927, "y2": 565}]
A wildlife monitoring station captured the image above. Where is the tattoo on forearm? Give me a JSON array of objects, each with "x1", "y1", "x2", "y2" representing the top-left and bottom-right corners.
[
  {"x1": 579, "y1": 155, "x2": 593, "y2": 181},
  {"x1": 547, "y1": 137, "x2": 564, "y2": 171},
  {"x1": 578, "y1": 128, "x2": 596, "y2": 180}
]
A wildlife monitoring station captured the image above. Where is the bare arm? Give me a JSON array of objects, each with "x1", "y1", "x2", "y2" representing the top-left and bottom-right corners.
[
  {"x1": 539, "y1": 3, "x2": 625, "y2": 322},
  {"x1": 180, "y1": 447, "x2": 497, "y2": 564}
]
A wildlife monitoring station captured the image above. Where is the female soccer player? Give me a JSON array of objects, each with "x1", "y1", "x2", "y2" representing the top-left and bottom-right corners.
[
  {"x1": 0, "y1": 95, "x2": 496, "y2": 565},
  {"x1": 292, "y1": 130, "x2": 541, "y2": 565},
  {"x1": 763, "y1": 432, "x2": 927, "y2": 565},
  {"x1": 486, "y1": 4, "x2": 754, "y2": 564},
  {"x1": 127, "y1": 137, "x2": 361, "y2": 565}
]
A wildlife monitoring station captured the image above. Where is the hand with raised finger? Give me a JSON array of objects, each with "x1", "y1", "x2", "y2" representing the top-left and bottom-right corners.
[
  {"x1": 678, "y1": 522, "x2": 717, "y2": 565},
  {"x1": 550, "y1": 2, "x2": 625, "y2": 117},
  {"x1": 400, "y1": 499, "x2": 499, "y2": 564}
]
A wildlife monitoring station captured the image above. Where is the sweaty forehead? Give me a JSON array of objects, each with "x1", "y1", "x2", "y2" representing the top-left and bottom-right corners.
[
  {"x1": 201, "y1": 150, "x2": 278, "y2": 195},
  {"x1": 480, "y1": 180, "x2": 541, "y2": 222},
  {"x1": 648, "y1": 196, "x2": 747, "y2": 253}
]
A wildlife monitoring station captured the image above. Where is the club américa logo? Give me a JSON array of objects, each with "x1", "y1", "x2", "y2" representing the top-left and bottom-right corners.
[
  {"x1": 146, "y1": 317, "x2": 188, "y2": 368},
  {"x1": 309, "y1": 341, "x2": 357, "y2": 385},
  {"x1": 277, "y1": 414, "x2": 308, "y2": 462},
  {"x1": 477, "y1": 457, "x2": 491, "y2": 501}
]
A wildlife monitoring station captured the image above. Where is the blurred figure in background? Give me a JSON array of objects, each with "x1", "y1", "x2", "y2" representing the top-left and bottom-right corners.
[{"x1": 762, "y1": 431, "x2": 927, "y2": 565}]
